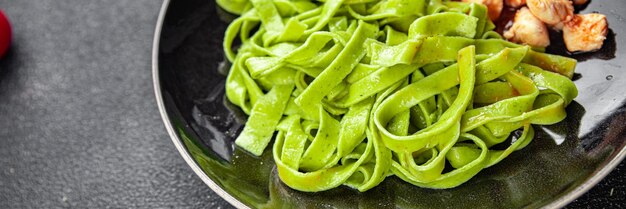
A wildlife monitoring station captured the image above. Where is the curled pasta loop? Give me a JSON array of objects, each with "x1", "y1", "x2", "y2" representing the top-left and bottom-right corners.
[{"x1": 219, "y1": 0, "x2": 579, "y2": 192}]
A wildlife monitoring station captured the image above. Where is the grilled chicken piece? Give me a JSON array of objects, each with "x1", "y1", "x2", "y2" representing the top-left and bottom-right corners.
[
  {"x1": 462, "y1": 0, "x2": 504, "y2": 21},
  {"x1": 503, "y1": 7, "x2": 550, "y2": 47},
  {"x1": 505, "y1": 0, "x2": 526, "y2": 8},
  {"x1": 526, "y1": 0, "x2": 574, "y2": 25},
  {"x1": 563, "y1": 13, "x2": 608, "y2": 52}
]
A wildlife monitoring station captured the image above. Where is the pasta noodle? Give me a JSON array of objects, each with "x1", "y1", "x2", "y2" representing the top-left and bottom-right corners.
[{"x1": 217, "y1": 0, "x2": 578, "y2": 192}]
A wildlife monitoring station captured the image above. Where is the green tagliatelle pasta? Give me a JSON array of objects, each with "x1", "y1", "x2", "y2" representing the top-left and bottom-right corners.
[{"x1": 217, "y1": 0, "x2": 578, "y2": 192}]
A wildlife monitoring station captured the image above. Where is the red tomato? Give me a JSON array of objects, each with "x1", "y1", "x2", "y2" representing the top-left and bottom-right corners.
[{"x1": 0, "y1": 9, "x2": 11, "y2": 58}]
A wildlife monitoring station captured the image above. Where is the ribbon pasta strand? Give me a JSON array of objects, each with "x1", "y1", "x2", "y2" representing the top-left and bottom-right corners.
[{"x1": 217, "y1": 0, "x2": 578, "y2": 192}]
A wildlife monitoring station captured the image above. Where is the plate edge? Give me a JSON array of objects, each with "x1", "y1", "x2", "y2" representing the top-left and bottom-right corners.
[
  {"x1": 151, "y1": 0, "x2": 250, "y2": 208},
  {"x1": 543, "y1": 142, "x2": 626, "y2": 208}
]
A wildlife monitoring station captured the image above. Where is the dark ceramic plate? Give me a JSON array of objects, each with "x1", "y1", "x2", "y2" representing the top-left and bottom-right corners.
[{"x1": 153, "y1": 0, "x2": 626, "y2": 208}]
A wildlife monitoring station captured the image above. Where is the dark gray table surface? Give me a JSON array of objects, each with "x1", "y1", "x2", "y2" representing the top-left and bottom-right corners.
[{"x1": 0, "y1": 1, "x2": 622, "y2": 208}]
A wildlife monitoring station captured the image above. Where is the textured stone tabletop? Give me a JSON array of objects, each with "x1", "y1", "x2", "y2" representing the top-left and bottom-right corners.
[{"x1": 0, "y1": 0, "x2": 622, "y2": 208}]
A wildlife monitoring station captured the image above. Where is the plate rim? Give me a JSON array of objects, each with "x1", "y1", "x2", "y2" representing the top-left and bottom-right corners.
[
  {"x1": 150, "y1": 0, "x2": 626, "y2": 208},
  {"x1": 151, "y1": 0, "x2": 249, "y2": 208}
]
